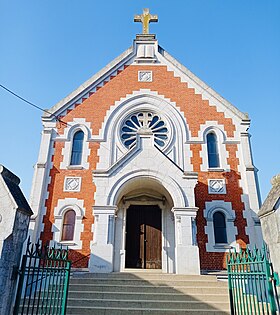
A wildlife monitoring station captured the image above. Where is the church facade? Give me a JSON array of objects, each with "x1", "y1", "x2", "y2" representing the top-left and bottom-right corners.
[{"x1": 30, "y1": 11, "x2": 262, "y2": 274}]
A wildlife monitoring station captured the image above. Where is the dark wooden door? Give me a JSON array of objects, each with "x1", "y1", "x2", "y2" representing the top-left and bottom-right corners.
[{"x1": 125, "y1": 205, "x2": 162, "y2": 269}]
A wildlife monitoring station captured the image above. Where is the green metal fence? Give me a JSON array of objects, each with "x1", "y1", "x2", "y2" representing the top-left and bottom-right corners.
[
  {"x1": 227, "y1": 244, "x2": 280, "y2": 315},
  {"x1": 13, "y1": 238, "x2": 71, "y2": 315}
]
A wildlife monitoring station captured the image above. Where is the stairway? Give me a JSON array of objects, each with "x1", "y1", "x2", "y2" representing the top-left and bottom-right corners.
[{"x1": 67, "y1": 271, "x2": 230, "y2": 314}]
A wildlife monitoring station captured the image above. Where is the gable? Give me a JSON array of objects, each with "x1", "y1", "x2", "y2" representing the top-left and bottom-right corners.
[{"x1": 42, "y1": 35, "x2": 248, "y2": 128}]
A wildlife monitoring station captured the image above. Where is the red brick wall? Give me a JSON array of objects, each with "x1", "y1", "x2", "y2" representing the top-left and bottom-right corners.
[{"x1": 41, "y1": 64, "x2": 247, "y2": 269}]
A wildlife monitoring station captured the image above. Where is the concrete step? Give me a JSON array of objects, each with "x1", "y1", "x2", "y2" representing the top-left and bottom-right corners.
[
  {"x1": 69, "y1": 283, "x2": 228, "y2": 294},
  {"x1": 67, "y1": 297, "x2": 230, "y2": 309},
  {"x1": 66, "y1": 272, "x2": 230, "y2": 315},
  {"x1": 68, "y1": 290, "x2": 229, "y2": 302},
  {"x1": 69, "y1": 278, "x2": 228, "y2": 287},
  {"x1": 71, "y1": 272, "x2": 218, "y2": 281},
  {"x1": 66, "y1": 306, "x2": 231, "y2": 315}
]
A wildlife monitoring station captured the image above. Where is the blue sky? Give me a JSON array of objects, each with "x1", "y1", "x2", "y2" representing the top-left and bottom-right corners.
[{"x1": 0, "y1": 1, "x2": 279, "y2": 201}]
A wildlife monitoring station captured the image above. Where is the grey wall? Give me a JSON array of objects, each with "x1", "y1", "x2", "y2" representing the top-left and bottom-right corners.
[{"x1": 0, "y1": 211, "x2": 30, "y2": 315}]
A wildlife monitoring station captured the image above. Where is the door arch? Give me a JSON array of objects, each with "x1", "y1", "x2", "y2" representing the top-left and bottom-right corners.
[{"x1": 112, "y1": 177, "x2": 176, "y2": 273}]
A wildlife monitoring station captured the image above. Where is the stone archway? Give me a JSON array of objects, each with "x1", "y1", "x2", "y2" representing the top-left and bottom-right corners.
[
  {"x1": 112, "y1": 177, "x2": 176, "y2": 273},
  {"x1": 90, "y1": 134, "x2": 200, "y2": 274}
]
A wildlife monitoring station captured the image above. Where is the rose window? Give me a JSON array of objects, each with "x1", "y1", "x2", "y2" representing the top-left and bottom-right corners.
[{"x1": 120, "y1": 112, "x2": 168, "y2": 148}]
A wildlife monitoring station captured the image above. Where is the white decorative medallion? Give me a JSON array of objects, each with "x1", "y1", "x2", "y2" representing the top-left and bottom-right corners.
[
  {"x1": 208, "y1": 179, "x2": 226, "y2": 194},
  {"x1": 138, "y1": 71, "x2": 152, "y2": 82},
  {"x1": 64, "y1": 177, "x2": 81, "y2": 192}
]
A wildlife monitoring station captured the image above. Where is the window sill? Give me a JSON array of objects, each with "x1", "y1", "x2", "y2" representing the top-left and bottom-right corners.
[
  {"x1": 67, "y1": 165, "x2": 84, "y2": 170},
  {"x1": 58, "y1": 241, "x2": 76, "y2": 246},
  {"x1": 213, "y1": 243, "x2": 232, "y2": 249},
  {"x1": 208, "y1": 168, "x2": 224, "y2": 172}
]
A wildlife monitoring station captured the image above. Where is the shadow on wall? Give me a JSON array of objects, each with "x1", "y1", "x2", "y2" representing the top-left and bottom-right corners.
[
  {"x1": 68, "y1": 269, "x2": 230, "y2": 314},
  {"x1": 195, "y1": 169, "x2": 262, "y2": 271}
]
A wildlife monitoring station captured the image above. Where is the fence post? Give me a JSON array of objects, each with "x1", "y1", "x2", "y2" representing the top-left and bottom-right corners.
[
  {"x1": 264, "y1": 259, "x2": 277, "y2": 314},
  {"x1": 61, "y1": 261, "x2": 71, "y2": 315},
  {"x1": 13, "y1": 254, "x2": 27, "y2": 315},
  {"x1": 227, "y1": 253, "x2": 235, "y2": 315}
]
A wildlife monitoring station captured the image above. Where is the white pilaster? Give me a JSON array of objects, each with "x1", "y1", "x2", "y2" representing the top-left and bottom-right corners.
[
  {"x1": 240, "y1": 132, "x2": 261, "y2": 211},
  {"x1": 172, "y1": 207, "x2": 200, "y2": 275},
  {"x1": 240, "y1": 131, "x2": 263, "y2": 247},
  {"x1": 29, "y1": 125, "x2": 56, "y2": 242},
  {"x1": 89, "y1": 205, "x2": 117, "y2": 273}
]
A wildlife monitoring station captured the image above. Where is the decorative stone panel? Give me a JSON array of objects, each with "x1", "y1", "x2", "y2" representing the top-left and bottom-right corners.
[
  {"x1": 64, "y1": 177, "x2": 81, "y2": 192},
  {"x1": 208, "y1": 179, "x2": 226, "y2": 194},
  {"x1": 138, "y1": 71, "x2": 153, "y2": 82}
]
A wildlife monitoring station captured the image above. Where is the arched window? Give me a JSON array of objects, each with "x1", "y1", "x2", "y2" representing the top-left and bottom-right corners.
[
  {"x1": 207, "y1": 132, "x2": 220, "y2": 168},
  {"x1": 61, "y1": 210, "x2": 76, "y2": 241},
  {"x1": 213, "y1": 211, "x2": 227, "y2": 244},
  {"x1": 70, "y1": 131, "x2": 84, "y2": 165}
]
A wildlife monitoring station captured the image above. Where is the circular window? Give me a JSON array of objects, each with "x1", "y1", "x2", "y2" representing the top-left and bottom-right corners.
[{"x1": 120, "y1": 112, "x2": 168, "y2": 148}]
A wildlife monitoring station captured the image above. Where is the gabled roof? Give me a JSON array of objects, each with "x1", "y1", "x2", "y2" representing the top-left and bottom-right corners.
[
  {"x1": 43, "y1": 46, "x2": 134, "y2": 121},
  {"x1": 258, "y1": 175, "x2": 280, "y2": 218},
  {"x1": 43, "y1": 36, "x2": 249, "y2": 123}
]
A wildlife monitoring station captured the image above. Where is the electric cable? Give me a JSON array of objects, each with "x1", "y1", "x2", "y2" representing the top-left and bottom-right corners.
[{"x1": 0, "y1": 83, "x2": 67, "y2": 125}]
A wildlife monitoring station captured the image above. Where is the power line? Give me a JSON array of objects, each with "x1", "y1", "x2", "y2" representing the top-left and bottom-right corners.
[
  {"x1": 0, "y1": 83, "x2": 67, "y2": 125},
  {"x1": 0, "y1": 85, "x2": 173, "y2": 185}
]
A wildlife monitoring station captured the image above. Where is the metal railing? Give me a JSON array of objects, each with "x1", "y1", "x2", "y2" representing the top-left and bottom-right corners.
[
  {"x1": 227, "y1": 244, "x2": 280, "y2": 315},
  {"x1": 13, "y1": 238, "x2": 71, "y2": 315}
]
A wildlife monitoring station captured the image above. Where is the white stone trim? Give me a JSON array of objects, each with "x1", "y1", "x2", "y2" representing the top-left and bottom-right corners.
[
  {"x1": 237, "y1": 131, "x2": 263, "y2": 247},
  {"x1": 89, "y1": 205, "x2": 117, "y2": 273},
  {"x1": 172, "y1": 207, "x2": 200, "y2": 274},
  {"x1": 156, "y1": 46, "x2": 248, "y2": 124},
  {"x1": 94, "y1": 89, "x2": 192, "y2": 172},
  {"x1": 43, "y1": 46, "x2": 135, "y2": 120},
  {"x1": 29, "y1": 128, "x2": 55, "y2": 242},
  {"x1": 52, "y1": 198, "x2": 85, "y2": 249},
  {"x1": 42, "y1": 38, "x2": 248, "y2": 127},
  {"x1": 204, "y1": 200, "x2": 239, "y2": 252},
  {"x1": 58, "y1": 119, "x2": 91, "y2": 169}
]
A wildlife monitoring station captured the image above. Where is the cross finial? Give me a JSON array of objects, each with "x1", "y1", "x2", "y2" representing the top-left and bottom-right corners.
[
  {"x1": 134, "y1": 8, "x2": 158, "y2": 34},
  {"x1": 138, "y1": 112, "x2": 152, "y2": 129}
]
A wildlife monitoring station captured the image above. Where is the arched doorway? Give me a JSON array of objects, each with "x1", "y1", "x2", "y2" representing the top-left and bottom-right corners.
[
  {"x1": 125, "y1": 204, "x2": 162, "y2": 269},
  {"x1": 112, "y1": 176, "x2": 176, "y2": 273},
  {"x1": 90, "y1": 170, "x2": 200, "y2": 274}
]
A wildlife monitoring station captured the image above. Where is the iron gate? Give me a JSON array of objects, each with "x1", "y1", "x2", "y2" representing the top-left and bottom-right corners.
[
  {"x1": 13, "y1": 238, "x2": 71, "y2": 315},
  {"x1": 227, "y1": 244, "x2": 280, "y2": 315}
]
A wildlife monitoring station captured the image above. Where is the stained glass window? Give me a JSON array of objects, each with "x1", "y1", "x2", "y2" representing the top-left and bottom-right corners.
[
  {"x1": 70, "y1": 131, "x2": 84, "y2": 165},
  {"x1": 121, "y1": 112, "x2": 168, "y2": 148},
  {"x1": 207, "y1": 132, "x2": 220, "y2": 168},
  {"x1": 213, "y1": 211, "x2": 227, "y2": 244},
  {"x1": 61, "y1": 210, "x2": 76, "y2": 241}
]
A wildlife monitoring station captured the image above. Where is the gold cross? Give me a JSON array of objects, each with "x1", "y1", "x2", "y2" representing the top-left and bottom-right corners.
[{"x1": 134, "y1": 8, "x2": 158, "y2": 34}]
